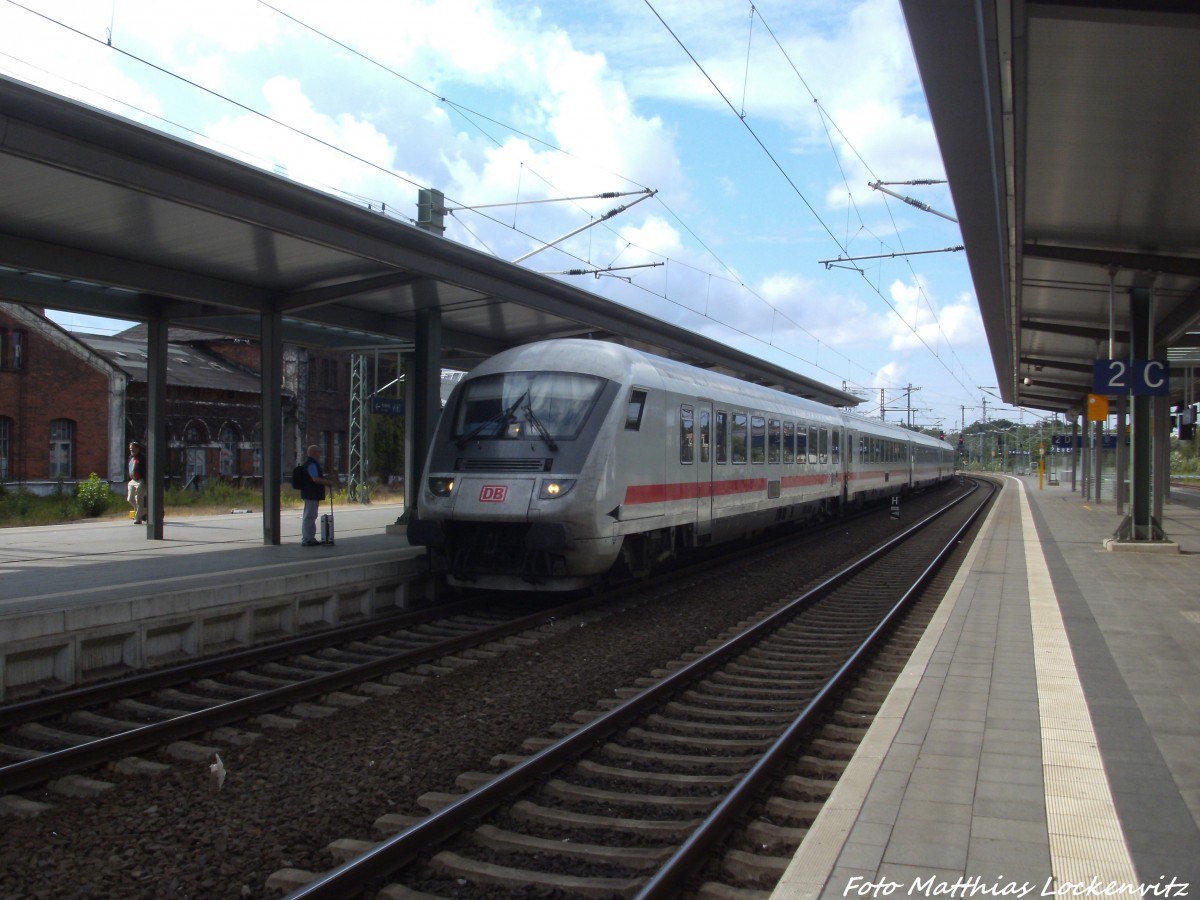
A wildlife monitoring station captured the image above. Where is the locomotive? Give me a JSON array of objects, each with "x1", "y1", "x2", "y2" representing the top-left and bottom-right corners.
[{"x1": 408, "y1": 340, "x2": 955, "y2": 590}]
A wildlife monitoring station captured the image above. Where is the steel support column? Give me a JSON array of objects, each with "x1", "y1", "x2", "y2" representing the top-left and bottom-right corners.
[
  {"x1": 261, "y1": 310, "x2": 283, "y2": 545},
  {"x1": 146, "y1": 316, "x2": 167, "y2": 540},
  {"x1": 403, "y1": 306, "x2": 442, "y2": 524}
]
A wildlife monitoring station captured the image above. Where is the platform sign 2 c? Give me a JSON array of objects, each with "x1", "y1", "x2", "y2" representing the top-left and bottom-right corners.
[{"x1": 1093, "y1": 359, "x2": 1170, "y2": 396}]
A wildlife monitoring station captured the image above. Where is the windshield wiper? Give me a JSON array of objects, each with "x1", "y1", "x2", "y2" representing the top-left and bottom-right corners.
[
  {"x1": 523, "y1": 404, "x2": 559, "y2": 451},
  {"x1": 455, "y1": 391, "x2": 528, "y2": 449}
]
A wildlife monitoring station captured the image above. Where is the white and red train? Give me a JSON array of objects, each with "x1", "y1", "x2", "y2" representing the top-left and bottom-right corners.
[{"x1": 409, "y1": 339, "x2": 955, "y2": 590}]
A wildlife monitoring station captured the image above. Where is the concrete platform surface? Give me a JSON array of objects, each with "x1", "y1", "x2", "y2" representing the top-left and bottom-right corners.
[
  {"x1": 0, "y1": 501, "x2": 413, "y2": 617},
  {"x1": 772, "y1": 476, "x2": 1200, "y2": 900}
]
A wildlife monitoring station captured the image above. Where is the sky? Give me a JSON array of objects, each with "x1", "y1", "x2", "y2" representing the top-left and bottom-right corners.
[{"x1": 0, "y1": 0, "x2": 1034, "y2": 433}]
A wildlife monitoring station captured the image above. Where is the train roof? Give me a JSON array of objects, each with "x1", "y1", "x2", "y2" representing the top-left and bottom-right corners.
[{"x1": 462, "y1": 340, "x2": 954, "y2": 451}]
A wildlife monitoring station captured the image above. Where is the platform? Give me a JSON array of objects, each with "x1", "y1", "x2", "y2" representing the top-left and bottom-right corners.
[
  {"x1": 772, "y1": 476, "x2": 1200, "y2": 899},
  {"x1": 0, "y1": 502, "x2": 433, "y2": 700}
]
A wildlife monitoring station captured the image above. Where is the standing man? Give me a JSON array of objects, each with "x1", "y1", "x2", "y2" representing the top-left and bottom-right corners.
[
  {"x1": 127, "y1": 441, "x2": 146, "y2": 524},
  {"x1": 300, "y1": 444, "x2": 333, "y2": 546}
]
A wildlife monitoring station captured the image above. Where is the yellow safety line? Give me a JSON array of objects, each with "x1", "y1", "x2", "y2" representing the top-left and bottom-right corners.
[{"x1": 1017, "y1": 482, "x2": 1140, "y2": 892}]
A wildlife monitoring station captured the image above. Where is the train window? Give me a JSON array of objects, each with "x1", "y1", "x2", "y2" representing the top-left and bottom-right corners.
[
  {"x1": 796, "y1": 426, "x2": 808, "y2": 466},
  {"x1": 782, "y1": 421, "x2": 795, "y2": 463},
  {"x1": 680, "y1": 405, "x2": 694, "y2": 464},
  {"x1": 715, "y1": 411, "x2": 728, "y2": 464},
  {"x1": 831, "y1": 429, "x2": 840, "y2": 464},
  {"x1": 731, "y1": 412, "x2": 748, "y2": 464},
  {"x1": 698, "y1": 408, "x2": 711, "y2": 464},
  {"x1": 750, "y1": 416, "x2": 766, "y2": 463},
  {"x1": 452, "y1": 371, "x2": 606, "y2": 442},
  {"x1": 625, "y1": 390, "x2": 648, "y2": 431},
  {"x1": 819, "y1": 428, "x2": 829, "y2": 465},
  {"x1": 767, "y1": 419, "x2": 781, "y2": 464}
]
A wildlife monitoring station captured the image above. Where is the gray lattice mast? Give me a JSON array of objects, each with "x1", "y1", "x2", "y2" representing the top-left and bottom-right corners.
[{"x1": 347, "y1": 354, "x2": 370, "y2": 503}]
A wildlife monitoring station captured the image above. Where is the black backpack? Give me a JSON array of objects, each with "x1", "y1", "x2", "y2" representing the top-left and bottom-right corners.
[{"x1": 291, "y1": 463, "x2": 306, "y2": 490}]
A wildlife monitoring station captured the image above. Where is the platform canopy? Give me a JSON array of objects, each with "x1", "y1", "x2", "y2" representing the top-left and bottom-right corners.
[
  {"x1": 0, "y1": 74, "x2": 858, "y2": 409},
  {"x1": 900, "y1": 1, "x2": 1200, "y2": 416}
]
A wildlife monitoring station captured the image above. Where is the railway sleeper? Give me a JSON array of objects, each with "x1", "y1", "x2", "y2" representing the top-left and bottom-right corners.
[
  {"x1": 471, "y1": 823, "x2": 674, "y2": 870},
  {"x1": 573, "y1": 759, "x2": 740, "y2": 789},
  {"x1": 815, "y1": 722, "x2": 870, "y2": 742},
  {"x1": 696, "y1": 676, "x2": 823, "y2": 695},
  {"x1": 17, "y1": 721, "x2": 93, "y2": 747},
  {"x1": 722, "y1": 847, "x2": 792, "y2": 885},
  {"x1": 642, "y1": 714, "x2": 787, "y2": 738},
  {"x1": 542, "y1": 778, "x2": 720, "y2": 814},
  {"x1": 601, "y1": 742, "x2": 758, "y2": 773},
  {"x1": 764, "y1": 796, "x2": 825, "y2": 825},
  {"x1": 0, "y1": 742, "x2": 43, "y2": 762},
  {"x1": 624, "y1": 725, "x2": 774, "y2": 752},
  {"x1": 746, "y1": 645, "x2": 848, "y2": 661},
  {"x1": 509, "y1": 798, "x2": 701, "y2": 839},
  {"x1": 662, "y1": 701, "x2": 798, "y2": 723},
  {"x1": 696, "y1": 883, "x2": 774, "y2": 900},
  {"x1": 794, "y1": 754, "x2": 849, "y2": 777},
  {"x1": 710, "y1": 668, "x2": 826, "y2": 687},
  {"x1": 430, "y1": 849, "x2": 644, "y2": 898},
  {"x1": 194, "y1": 677, "x2": 260, "y2": 697},
  {"x1": 744, "y1": 818, "x2": 809, "y2": 852},
  {"x1": 806, "y1": 736, "x2": 859, "y2": 760},
  {"x1": 779, "y1": 774, "x2": 832, "y2": 800},
  {"x1": 684, "y1": 686, "x2": 817, "y2": 704}
]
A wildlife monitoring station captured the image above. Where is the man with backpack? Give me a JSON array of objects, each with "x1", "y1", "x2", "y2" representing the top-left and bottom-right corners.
[{"x1": 297, "y1": 444, "x2": 333, "y2": 546}]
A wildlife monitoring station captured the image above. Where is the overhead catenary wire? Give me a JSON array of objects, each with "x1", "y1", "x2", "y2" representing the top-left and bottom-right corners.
[{"x1": 2, "y1": 0, "x2": 986, "y2": 420}]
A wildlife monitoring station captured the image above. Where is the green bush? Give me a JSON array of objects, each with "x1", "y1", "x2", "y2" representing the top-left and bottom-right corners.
[{"x1": 76, "y1": 473, "x2": 115, "y2": 517}]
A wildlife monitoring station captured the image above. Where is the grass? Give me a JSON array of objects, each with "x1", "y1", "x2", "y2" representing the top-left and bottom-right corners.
[{"x1": 0, "y1": 481, "x2": 402, "y2": 528}]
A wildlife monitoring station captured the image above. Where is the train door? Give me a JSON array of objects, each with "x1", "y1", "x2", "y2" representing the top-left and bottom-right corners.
[
  {"x1": 694, "y1": 402, "x2": 713, "y2": 537},
  {"x1": 843, "y1": 427, "x2": 855, "y2": 505}
]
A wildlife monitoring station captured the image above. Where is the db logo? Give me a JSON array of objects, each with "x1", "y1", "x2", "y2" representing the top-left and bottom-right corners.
[{"x1": 479, "y1": 484, "x2": 508, "y2": 502}]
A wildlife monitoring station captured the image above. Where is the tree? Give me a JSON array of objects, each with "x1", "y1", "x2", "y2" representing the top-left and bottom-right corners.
[{"x1": 370, "y1": 413, "x2": 405, "y2": 485}]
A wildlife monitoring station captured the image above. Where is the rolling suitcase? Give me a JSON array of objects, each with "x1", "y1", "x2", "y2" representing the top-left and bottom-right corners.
[{"x1": 320, "y1": 494, "x2": 335, "y2": 545}]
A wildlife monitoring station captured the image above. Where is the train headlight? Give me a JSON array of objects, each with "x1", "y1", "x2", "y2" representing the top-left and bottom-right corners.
[
  {"x1": 427, "y1": 477, "x2": 455, "y2": 497},
  {"x1": 539, "y1": 478, "x2": 575, "y2": 500}
]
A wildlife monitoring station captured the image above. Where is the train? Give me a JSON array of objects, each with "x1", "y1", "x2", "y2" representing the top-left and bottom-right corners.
[{"x1": 408, "y1": 339, "x2": 955, "y2": 590}]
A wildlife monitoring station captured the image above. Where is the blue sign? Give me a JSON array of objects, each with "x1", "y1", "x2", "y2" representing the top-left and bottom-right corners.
[
  {"x1": 371, "y1": 397, "x2": 405, "y2": 415},
  {"x1": 1093, "y1": 359, "x2": 1170, "y2": 396}
]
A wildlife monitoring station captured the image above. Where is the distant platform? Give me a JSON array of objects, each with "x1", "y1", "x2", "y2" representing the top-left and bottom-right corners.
[{"x1": 0, "y1": 503, "x2": 435, "y2": 700}]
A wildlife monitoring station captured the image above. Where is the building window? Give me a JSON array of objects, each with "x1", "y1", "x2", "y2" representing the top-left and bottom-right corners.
[
  {"x1": 0, "y1": 416, "x2": 10, "y2": 480},
  {"x1": 218, "y1": 424, "x2": 240, "y2": 476},
  {"x1": 10, "y1": 331, "x2": 23, "y2": 369},
  {"x1": 50, "y1": 419, "x2": 74, "y2": 478},
  {"x1": 333, "y1": 431, "x2": 344, "y2": 472}
]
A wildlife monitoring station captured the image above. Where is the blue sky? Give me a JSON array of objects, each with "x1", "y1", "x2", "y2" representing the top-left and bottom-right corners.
[{"x1": 0, "y1": 0, "x2": 1032, "y2": 432}]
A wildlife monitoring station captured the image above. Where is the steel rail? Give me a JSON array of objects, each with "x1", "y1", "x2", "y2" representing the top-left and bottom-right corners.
[
  {"x1": 285, "y1": 477, "x2": 982, "y2": 900},
  {"x1": 636, "y1": 477, "x2": 993, "y2": 898},
  {"x1": 0, "y1": 588, "x2": 622, "y2": 793}
]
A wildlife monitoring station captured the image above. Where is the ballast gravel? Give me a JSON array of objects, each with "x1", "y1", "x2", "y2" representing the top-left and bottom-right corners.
[{"x1": 0, "y1": 484, "x2": 959, "y2": 899}]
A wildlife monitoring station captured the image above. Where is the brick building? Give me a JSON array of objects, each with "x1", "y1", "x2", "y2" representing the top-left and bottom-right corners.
[
  {"x1": 0, "y1": 303, "x2": 367, "y2": 494},
  {"x1": 0, "y1": 303, "x2": 125, "y2": 490}
]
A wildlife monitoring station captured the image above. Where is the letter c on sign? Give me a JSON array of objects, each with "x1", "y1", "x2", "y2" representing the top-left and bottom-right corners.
[{"x1": 1144, "y1": 360, "x2": 1166, "y2": 390}]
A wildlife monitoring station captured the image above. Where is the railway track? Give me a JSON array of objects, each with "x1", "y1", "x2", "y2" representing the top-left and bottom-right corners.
[
  {"x1": 275, "y1": 476, "x2": 994, "y2": 899},
  {"x1": 0, "y1": 596, "x2": 595, "y2": 798},
  {"x1": 0, "y1": 489, "x2": 937, "y2": 803}
]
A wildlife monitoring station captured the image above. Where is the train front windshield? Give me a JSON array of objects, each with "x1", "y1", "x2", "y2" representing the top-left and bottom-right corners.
[{"x1": 451, "y1": 371, "x2": 606, "y2": 442}]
